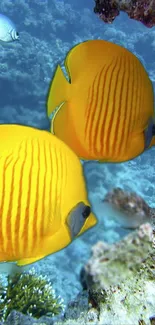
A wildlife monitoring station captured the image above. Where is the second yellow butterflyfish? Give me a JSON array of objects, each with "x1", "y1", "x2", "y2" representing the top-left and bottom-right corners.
[{"x1": 47, "y1": 39, "x2": 155, "y2": 162}]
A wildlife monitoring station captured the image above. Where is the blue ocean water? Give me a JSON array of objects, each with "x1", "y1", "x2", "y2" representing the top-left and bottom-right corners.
[{"x1": 0, "y1": 0, "x2": 154, "y2": 309}]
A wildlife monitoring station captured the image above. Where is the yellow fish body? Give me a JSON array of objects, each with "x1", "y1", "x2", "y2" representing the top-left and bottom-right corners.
[
  {"x1": 47, "y1": 39, "x2": 155, "y2": 162},
  {"x1": 0, "y1": 124, "x2": 97, "y2": 266}
]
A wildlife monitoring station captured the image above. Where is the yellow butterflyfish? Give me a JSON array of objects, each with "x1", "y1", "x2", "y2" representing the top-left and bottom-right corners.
[
  {"x1": 47, "y1": 39, "x2": 155, "y2": 162},
  {"x1": 0, "y1": 124, "x2": 97, "y2": 266}
]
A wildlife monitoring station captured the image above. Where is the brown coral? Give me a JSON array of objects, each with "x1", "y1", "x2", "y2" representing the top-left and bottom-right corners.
[{"x1": 94, "y1": 0, "x2": 155, "y2": 28}]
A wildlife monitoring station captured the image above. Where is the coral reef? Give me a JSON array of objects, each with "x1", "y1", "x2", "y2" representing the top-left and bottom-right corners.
[
  {"x1": 0, "y1": 268, "x2": 64, "y2": 322},
  {"x1": 94, "y1": 0, "x2": 155, "y2": 28}
]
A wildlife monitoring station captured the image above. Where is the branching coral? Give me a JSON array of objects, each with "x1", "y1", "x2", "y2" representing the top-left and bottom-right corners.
[
  {"x1": 94, "y1": 0, "x2": 155, "y2": 28},
  {"x1": 0, "y1": 268, "x2": 65, "y2": 321}
]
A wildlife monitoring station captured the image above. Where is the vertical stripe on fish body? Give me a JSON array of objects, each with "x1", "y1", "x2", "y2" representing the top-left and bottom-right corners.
[
  {"x1": 0, "y1": 124, "x2": 96, "y2": 266},
  {"x1": 47, "y1": 40, "x2": 154, "y2": 162}
]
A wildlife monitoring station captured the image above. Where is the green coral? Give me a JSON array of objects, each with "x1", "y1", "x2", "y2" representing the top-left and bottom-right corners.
[{"x1": 0, "y1": 268, "x2": 64, "y2": 321}]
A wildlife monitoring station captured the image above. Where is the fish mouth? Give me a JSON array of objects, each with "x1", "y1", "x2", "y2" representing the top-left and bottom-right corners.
[{"x1": 78, "y1": 210, "x2": 97, "y2": 236}]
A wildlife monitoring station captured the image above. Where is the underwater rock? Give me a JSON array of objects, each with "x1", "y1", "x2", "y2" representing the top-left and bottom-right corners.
[
  {"x1": 80, "y1": 223, "x2": 155, "y2": 325},
  {"x1": 55, "y1": 291, "x2": 99, "y2": 325},
  {"x1": 64, "y1": 291, "x2": 89, "y2": 320},
  {"x1": 4, "y1": 310, "x2": 54, "y2": 325},
  {"x1": 94, "y1": 0, "x2": 155, "y2": 28},
  {"x1": 150, "y1": 316, "x2": 155, "y2": 325}
]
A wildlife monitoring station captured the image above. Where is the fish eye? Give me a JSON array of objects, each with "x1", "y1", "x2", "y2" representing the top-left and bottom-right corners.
[
  {"x1": 82, "y1": 205, "x2": 91, "y2": 219},
  {"x1": 16, "y1": 32, "x2": 19, "y2": 37}
]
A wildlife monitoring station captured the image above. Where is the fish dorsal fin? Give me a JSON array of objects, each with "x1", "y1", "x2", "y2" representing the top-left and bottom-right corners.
[
  {"x1": 64, "y1": 40, "x2": 102, "y2": 82},
  {"x1": 64, "y1": 39, "x2": 122, "y2": 83},
  {"x1": 64, "y1": 41, "x2": 91, "y2": 82},
  {"x1": 47, "y1": 40, "x2": 124, "y2": 119}
]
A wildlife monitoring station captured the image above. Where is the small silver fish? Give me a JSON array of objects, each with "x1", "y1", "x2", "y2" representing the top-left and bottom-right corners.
[{"x1": 0, "y1": 13, "x2": 19, "y2": 42}]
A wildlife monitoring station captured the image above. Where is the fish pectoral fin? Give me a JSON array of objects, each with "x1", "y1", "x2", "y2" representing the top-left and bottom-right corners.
[
  {"x1": 51, "y1": 102, "x2": 68, "y2": 137},
  {"x1": 47, "y1": 64, "x2": 70, "y2": 118},
  {"x1": 17, "y1": 256, "x2": 45, "y2": 266}
]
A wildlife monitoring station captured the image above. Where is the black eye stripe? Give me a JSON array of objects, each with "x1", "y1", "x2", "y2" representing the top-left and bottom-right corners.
[{"x1": 82, "y1": 206, "x2": 91, "y2": 218}]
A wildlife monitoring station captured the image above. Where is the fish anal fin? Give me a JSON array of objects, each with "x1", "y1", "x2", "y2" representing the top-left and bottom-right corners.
[
  {"x1": 64, "y1": 40, "x2": 98, "y2": 81},
  {"x1": 17, "y1": 256, "x2": 45, "y2": 266}
]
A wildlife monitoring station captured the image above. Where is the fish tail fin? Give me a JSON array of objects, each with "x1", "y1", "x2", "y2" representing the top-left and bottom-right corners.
[{"x1": 47, "y1": 65, "x2": 71, "y2": 118}]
